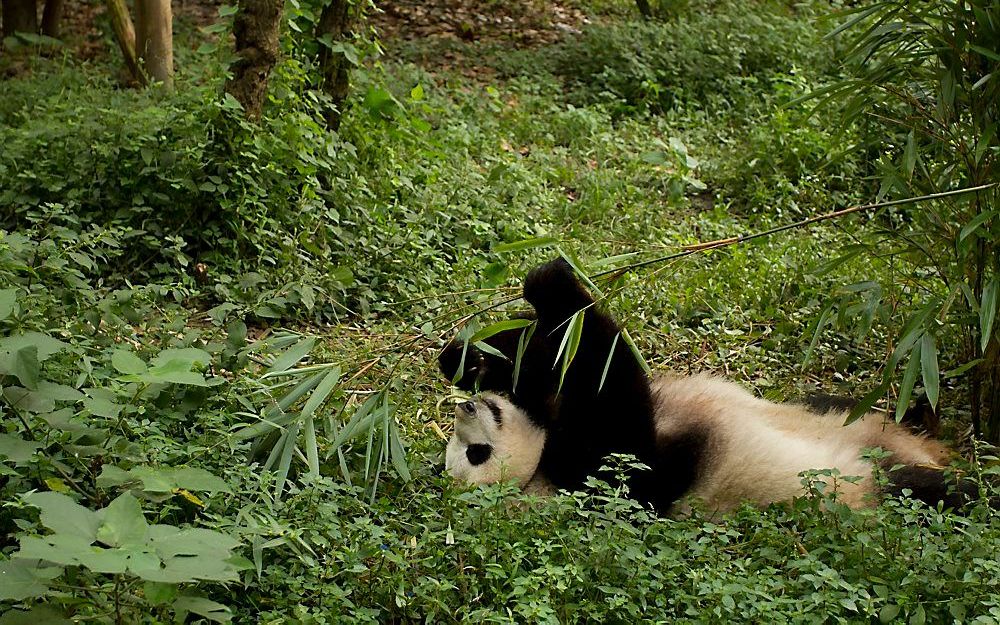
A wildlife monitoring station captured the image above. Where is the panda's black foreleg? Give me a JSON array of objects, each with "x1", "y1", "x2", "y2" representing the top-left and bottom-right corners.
[{"x1": 523, "y1": 258, "x2": 595, "y2": 329}]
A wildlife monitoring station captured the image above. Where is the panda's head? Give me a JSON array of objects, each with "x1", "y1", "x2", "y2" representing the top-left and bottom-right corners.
[{"x1": 445, "y1": 392, "x2": 547, "y2": 488}]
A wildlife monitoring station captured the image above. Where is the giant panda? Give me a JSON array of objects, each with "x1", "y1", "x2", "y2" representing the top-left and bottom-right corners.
[{"x1": 439, "y1": 258, "x2": 974, "y2": 515}]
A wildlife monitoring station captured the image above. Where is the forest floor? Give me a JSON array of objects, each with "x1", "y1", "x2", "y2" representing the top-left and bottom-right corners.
[{"x1": 2, "y1": 0, "x2": 998, "y2": 622}]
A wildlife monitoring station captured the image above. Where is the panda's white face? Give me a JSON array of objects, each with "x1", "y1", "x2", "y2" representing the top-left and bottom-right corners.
[{"x1": 445, "y1": 393, "x2": 547, "y2": 488}]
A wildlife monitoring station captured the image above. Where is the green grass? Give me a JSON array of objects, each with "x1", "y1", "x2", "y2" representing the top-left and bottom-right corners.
[{"x1": 1, "y1": 1, "x2": 998, "y2": 622}]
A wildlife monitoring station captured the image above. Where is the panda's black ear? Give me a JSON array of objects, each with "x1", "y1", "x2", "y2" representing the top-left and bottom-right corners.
[
  {"x1": 438, "y1": 341, "x2": 483, "y2": 390},
  {"x1": 523, "y1": 258, "x2": 594, "y2": 323}
]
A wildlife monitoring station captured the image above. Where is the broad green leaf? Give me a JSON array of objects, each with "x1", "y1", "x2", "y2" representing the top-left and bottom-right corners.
[
  {"x1": 173, "y1": 596, "x2": 233, "y2": 623},
  {"x1": 111, "y1": 349, "x2": 147, "y2": 375},
  {"x1": 0, "y1": 560, "x2": 58, "y2": 600},
  {"x1": 16, "y1": 534, "x2": 93, "y2": 566},
  {"x1": 494, "y1": 236, "x2": 558, "y2": 253},
  {"x1": 469, "y1": 318, "x2": 533, "y2": 343},
  {"x1": 0, "y1": 606, "x2": 72, "y2": 625},
  {"x1": 879, "y1": 604, "x2": 901, "y2": 623},
  {"x1": 96, "y1": 465, "x2": 136, "y2": 489},
  {"x1": 23, "y1": 491, "x2": 99, "y2": 540},
  {"x1": 144, "y1": 581, "x2": 178, "y2": 605},
  {"x1": 34, "y1": 381, "x2": 83, "y2": 402},
  {"x1": 82, "y1": 395, "x2": 123, "y2": 418},
  {"x1": 145, "y1": 358, "x2": 209, "y2": 386},
  {"x1": 3, "y1": 345, "x2": 40, "y2": 389},
  {"x1": 981, "y1": 276, "x2": 998, "y2": 352},
  {"x1": 920, "y1": 333, "x2": 939, "y2": 410},
  {"x1": 0, "y1": 288, "x2": 16, "y2": 321},
  {"x1": 896, "y1": 342, "x2": 922, "y2": 423},
  {"x1": 0, "y1": 434, "x2": 41, "y2": 464},
  {"x1": 0, "y1": 332, "x2": 69, "y2": 361},
  {"x1": 149, "y1": 348, "x2": 211, "y2": 369},
  {"x1": 267, "y1": 337, "x2": 316, "y2": 374},
  {"x1": 96, "y1": 493, "x2": 149, "y2": 547},
  {"x1": 4, "y1": 386, "x2": 55, "y2": 414},
  {"x1": 170, "y1": 467, "x2": 232, "y2": 493}
]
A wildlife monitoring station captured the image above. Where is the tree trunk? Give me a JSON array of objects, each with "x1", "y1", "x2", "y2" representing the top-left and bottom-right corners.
[
  {"x1": 135, "y1": 0, "x2": 173, "y2": 89},
  {"x1": 106, "y1": 0, "x2": 145, "y2": 84},
  {"x1": 1, "y1": 0, "x2": 38, "y2": 38},
  {"x1": 316, "y1": 0, "x2": 353, "y2": 131},
  {"x1": 40, "y1": 0, "x2": 62, "y2": 37},
  {"x1": 635, "y1": 0, "x2": 652, "y2": 19},
  {"x1": 225, "y1": 0, "x2": 284, "y2": 119}
]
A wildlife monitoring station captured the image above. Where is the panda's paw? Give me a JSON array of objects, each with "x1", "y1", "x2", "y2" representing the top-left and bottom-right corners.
[
  {"x1": 524, "y1": 258, "x2": 593, "y2": 315},
  {"x1": 438, "y1": 341, "x2": 485, "y2": 390}
]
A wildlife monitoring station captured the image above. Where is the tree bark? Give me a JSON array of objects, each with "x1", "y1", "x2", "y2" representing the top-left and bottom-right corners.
[
  {"x1": 1, "y1": 0, "x2": 38, "y2": 38},
  {"x1": 635, "y1": 0, "x2": 652, "y2": 19},
  {"x1": 135, "y1": 0, "x2": 173, "y2": 89},
  {"x1": 225, "y1": 0, "x2": 284, "y2": 119},
  {"x1": 40, "y1": 0, "x2": 62, "y2": 37},
  {"x1": 316, "y1": 0, "x2": 353, "y2": 131},
  {"x1": 106, "y1": 0, "x2": 145, "y2": 84}
]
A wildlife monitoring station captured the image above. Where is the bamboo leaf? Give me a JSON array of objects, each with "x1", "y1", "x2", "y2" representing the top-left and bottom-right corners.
[
  {"x1": 981, "y1": 276, "x2": 998, "y2": 353},
  {"x1": 469, "y1": 318, "x2": 533, "y2": 343},
  {"x1": 273, "y1": 421, "x2": 300, "y2": 502},
  {"x1": 803, "y1": 303, "x2": 834, "y2": 368},
  {"x1": 512, "y1": 322, "x2": 537, "y2": 393},
  {"x1": 845, "y1": 382, "x2": 887, "y2": 426},
  {"x1": 302, "y1": 415, "x2": 319, "y2": 479},
  {"x1": 959, "y1": 210, "x2": 997, "y2": 242},
  {"x1": 300, "y1": 367, "x2": 341, "y2": 420},
  {"x1": 451, "y1": 339, "x2": 469, "y2": 385},
  {"x1": 329, "y1": 392, "x2": 383, "y2": 450},
  {"x1": 473, "y1": 341, "x2": 509, "y2": 361},
  {"x1": 388, "y1": 419, "x2": 411, "y2": 482},
  {"x1": 598, "y1": 333, "x2": 620, "y2": 393},
  {"x1": 494, "y1": 236, "x2": 558, "y2": 253},
  {"x1": 266, "y1": 337, "x2": 316, "y2": 375},
  {"x1": 555, "y1": 311, "x2": 585, "y2": 392},
  {"x1": 896, "y1": 342, "x2": 921, "y2": 423},
  {"x1": 621, "y1": 329, "x2": 652, "y2": 376},
  {"x1": 920, "y1": 333, "x2": 939, "y2": 411}
]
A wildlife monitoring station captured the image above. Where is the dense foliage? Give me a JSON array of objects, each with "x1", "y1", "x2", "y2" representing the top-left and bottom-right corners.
[{"x1": 1, "y1": 0, "x2": 998, "y2": 622}]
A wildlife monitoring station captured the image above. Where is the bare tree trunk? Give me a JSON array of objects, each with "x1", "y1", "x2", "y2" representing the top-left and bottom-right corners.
[
  {"x1": 40, "y1": 0, "x2": 62, "y2": 37},
  {"x1": 135, "y1": 0, "x2": 173, "y2": 89},
  {"x1": 1, "y1": 0, "x2": 38, "y2": 38},
  {"x1": 106, "y1": 0, "x2": 145, "y2": 84},
  {"x1": 635, "y1": 0, "x2": 652, "y2": 19},
  {"x1": 316, "y1": 0, "x2": 353, "y2": 130},
  {"x1": 225, "y1": 0, "x2": 284, "y2": 119}
]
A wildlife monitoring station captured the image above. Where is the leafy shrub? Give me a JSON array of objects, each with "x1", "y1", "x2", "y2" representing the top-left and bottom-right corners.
[{"x1": 556, "y1": 0, "x2": 835, "y2": 113}]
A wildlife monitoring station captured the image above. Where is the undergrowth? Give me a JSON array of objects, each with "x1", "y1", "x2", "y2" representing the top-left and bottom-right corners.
[{"x1": 2, "y1": 0, "x2": 998, "y2": 622}]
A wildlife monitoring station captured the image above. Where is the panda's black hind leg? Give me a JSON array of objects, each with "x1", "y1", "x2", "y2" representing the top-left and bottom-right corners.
[{"x1": 883, "y1": 464, "x2": 979, "y2": 511}]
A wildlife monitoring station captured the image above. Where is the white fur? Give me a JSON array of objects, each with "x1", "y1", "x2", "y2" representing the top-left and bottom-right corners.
[
  {"x1": 652, "y1": 373, "x2": 951, "y2": 513},
  {"x1": 445, "y1": 374, "x2": 954, "y2": 513},
  {"x1": 445, "y1": 393, "x2": 548, "y2": 489}
]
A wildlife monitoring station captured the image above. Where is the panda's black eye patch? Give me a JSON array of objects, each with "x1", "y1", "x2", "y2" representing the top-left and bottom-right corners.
[
  {"x1": 483, "y1": 399, "x2": 502, "y2": 425},
  {"x1": 466, "y1": 444, "x2": 492, "y2": 466}
]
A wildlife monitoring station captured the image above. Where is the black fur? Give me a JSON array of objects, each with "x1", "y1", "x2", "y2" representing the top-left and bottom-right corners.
[
  {"x1": 440, "y1": 258, "x2": 676, "y2": 511},
  {"x1": 466, "y1": 444, "x2": 492, "y2": 466},
  {"x1": 883, "y1": 464, "x2": 977, "y2": 510}
]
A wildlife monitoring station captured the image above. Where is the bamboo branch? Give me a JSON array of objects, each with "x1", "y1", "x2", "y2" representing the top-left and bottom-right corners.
[{"x1": 593, "y1": 183, "x2": 999, "y2": 278}]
